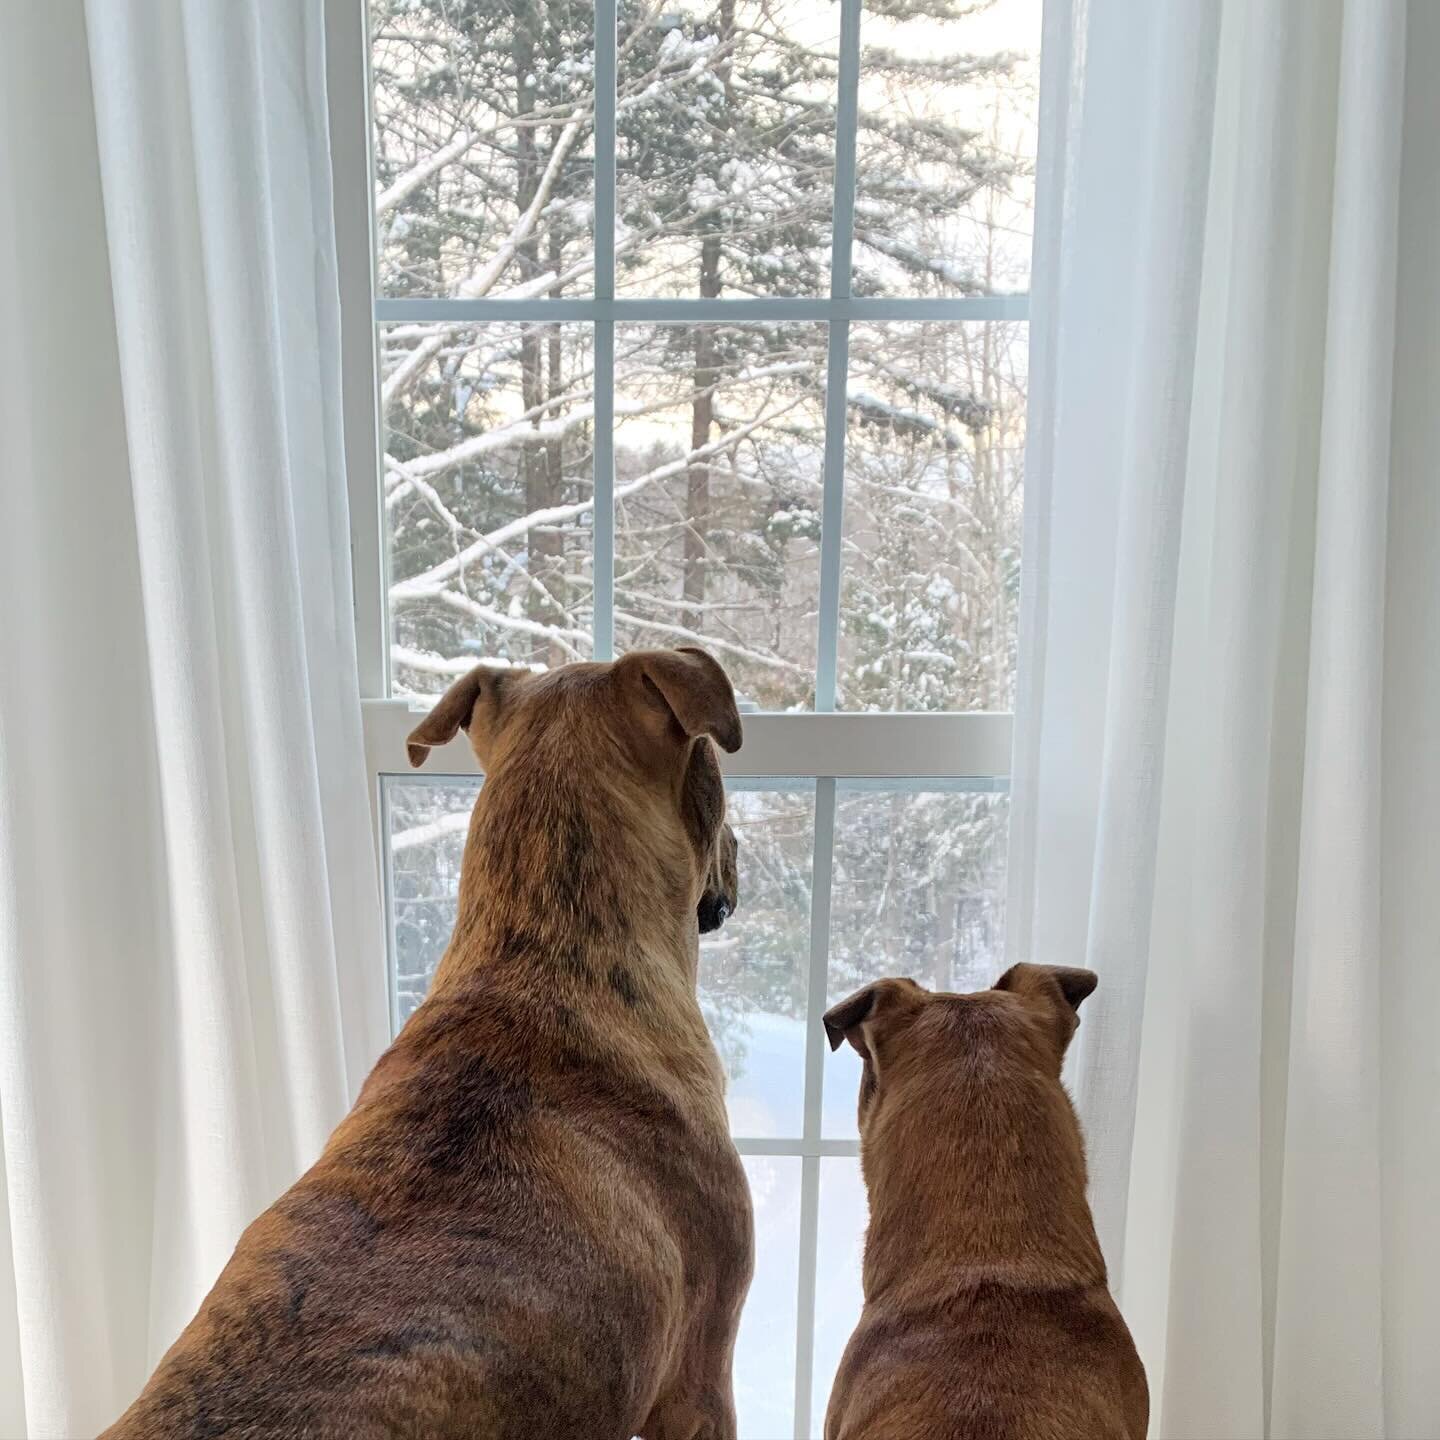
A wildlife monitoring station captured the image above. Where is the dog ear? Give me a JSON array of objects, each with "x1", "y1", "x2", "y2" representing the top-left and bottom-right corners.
[
  {"x1": 405, "y1": 665, "x2": 520, "y2": 769},
  {"x1": 993, "y1": 963, "x2": 1098, "y2": 1056},
  {"x1": 823, "y1": 977, "x2": 925, "y2": 1074},
  {"x1": 614, "y1": 647, "x2": 743, "y2": 755}
]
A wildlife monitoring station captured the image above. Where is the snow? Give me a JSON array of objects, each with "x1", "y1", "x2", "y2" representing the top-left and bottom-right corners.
[
  {"x1": 926, "y1": 573, "x2": 958, "y2": 605},
  {"x1": 658, "y1": 28, "x2": 720, "y2": 67},
  {"x1": 688, "y1": 175, "x2": 723, "y2": 214}
]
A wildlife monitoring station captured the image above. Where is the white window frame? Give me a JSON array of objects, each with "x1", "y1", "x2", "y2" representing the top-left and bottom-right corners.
[{"x1": 325, "y1": 1, "x2": 1022, "y2": 1432}]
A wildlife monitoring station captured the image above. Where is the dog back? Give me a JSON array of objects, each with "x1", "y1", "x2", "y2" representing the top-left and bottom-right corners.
[{"x1": 822, "y1": 968, "x2": 1148, "y2": 1440}]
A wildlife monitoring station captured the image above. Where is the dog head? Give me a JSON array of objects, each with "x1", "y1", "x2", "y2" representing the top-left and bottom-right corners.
[
  {"x1": 403, "y1": 647, "x2": 741, "y2": 934},
  {"x1": 822, "y1": 964, "x2": 1097, "y2": 1137}
]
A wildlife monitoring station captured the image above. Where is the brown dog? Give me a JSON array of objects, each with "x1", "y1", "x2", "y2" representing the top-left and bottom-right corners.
[
  {"x1": 101, "y1": 648, "x2": 754, "y2": 1440},
  {"x1": 821, "y1": 967, "x2": 1147, "y2": 1440}
]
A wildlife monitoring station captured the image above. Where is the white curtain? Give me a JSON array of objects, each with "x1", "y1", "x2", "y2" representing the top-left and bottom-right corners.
[
  {"x1": 1010, "y1": 0, "x2": 1440, "y2": 1435},
  {"x1": 0, "y1": 3, "x2": 388, "y2": 1435}
]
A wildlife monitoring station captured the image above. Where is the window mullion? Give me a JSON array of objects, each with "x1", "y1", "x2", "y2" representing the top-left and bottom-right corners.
[
  {"x1": 592, "y1": 0, "x2": 618, "y2": 659},
  {"x1": 792, "y1": 774, "x2": 837, "y2": 1440},
  {"x1": 814, "y1": 321, "x2": 850, "y2": 715},
  {"x1": 593, "y1": 324, "x2": 616, "y2": 660},
  {"x1": 361, "y1": 702, "x2": 1014, "y2": 781},
  {"x1": 814, "y1": 0, "x2": 863, "y2": 715},
  {"x1": 371, "y1": 295, "x2": 1029, "y2": 324},
  {"x1": 829, "y1": 0, "x2": 863, "y2": 305}
]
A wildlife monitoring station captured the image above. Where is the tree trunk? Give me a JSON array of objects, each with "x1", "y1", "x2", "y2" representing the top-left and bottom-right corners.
[
  {"x1": 682, "y1": 0, "x2": 735, "y2": 636},
  {"x1": 545, "y1": 216, "x2": 568, "y2": 665},
  {"x1": 683, "y1": 246, "x2": 721, "y2": 633},
  {"x1": 978, "y1": 192, "x2": 1004, "y2": 709},
  {"x1": 514, "y1": 10, "x2": 561, "y2": 665}
]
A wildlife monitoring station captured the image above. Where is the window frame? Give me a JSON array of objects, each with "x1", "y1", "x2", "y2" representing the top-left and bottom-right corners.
[{"x1": 325, "y1": 0, "x2": 1024, "y2": 1432}]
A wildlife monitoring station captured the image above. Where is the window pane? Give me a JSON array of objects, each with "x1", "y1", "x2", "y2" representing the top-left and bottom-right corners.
[
  {"x1": 812, "y1": 1156, "x2": 867, "y2": 1432},
  {"x1": 736, "y1": 1157, "x2": 801, "y2": 1440},
  {"x1": 383, "y1": 323, "x2": 594, "y2": 695},
  {"x1": 614, "y1": 323, "x2": 826, "y2": 710},
  {"x1": 837, "y1": 321, "x2": 1025, "y2": 713},
  {"x1": 701, "y1": 785, "x2": 815, "y2": 1139},
  {"x1": 371, "y1": 0, "x2": 595, "y2": 300},
  {"x1": 823, "y1": 781, "x2": 1009, "y2": 1139},
  {"x1": 384, "y1": 778, "x2": 817, "y2": 1123},
  {"x1": 616, "y1": 0, "x2": 839, "y2": 298},
  {"x1": 386, "y1": 777, "x2": 477, "y2": 1027},
  {"x1": 384, "y1": 786, "x2": 801, "y2": 1440},
  {"x1": 854, "y1": 0, "x2": 1040, "y2": 297}
]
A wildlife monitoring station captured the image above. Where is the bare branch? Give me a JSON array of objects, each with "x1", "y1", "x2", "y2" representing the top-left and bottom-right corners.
[{"x1": 612, "y1": 610, "x2": 806, "y2": 674}]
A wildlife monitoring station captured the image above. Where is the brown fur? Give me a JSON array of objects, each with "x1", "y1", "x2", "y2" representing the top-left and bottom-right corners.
[
  {"x1": 101, "y1": 648, "x2": 754, "y2": 1440},
  {"x1": 822, "y1": 966, "x2": 1147, "y2": 1440}
]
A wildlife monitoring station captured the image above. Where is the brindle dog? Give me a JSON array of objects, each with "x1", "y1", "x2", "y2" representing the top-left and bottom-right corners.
[
  {"x1": 101, "y1": 648, "x2": 754, "y2": 1440},
  {"x1": 822, "y1": 968, "x2": 1147, "y2": 1440}
]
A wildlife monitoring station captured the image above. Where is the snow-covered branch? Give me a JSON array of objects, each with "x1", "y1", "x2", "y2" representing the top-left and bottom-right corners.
[
  {"x1": 392, "y1": 588, "x2": 591, "y2": 659},
  {"x1": 382, "y1": 330, "x2": 453, "y2": 409},
  {"x1": 395, "y1": 397, "x2": 636, "y2": 480},
  {"x1": 456, "y1": 114, "x2": 587, "y2": 299},
  {"x1": 852, "y1": 228, "x2": 985, "y2": 294},
  {"x1": 391, "y1": 404, "x2": 800, "y2": 599},
  {"x1": 390, "y1": 645, "x2": 491, "y2": 678},
  {"x1": 387, "y1": 462, "x2": 465, "y2": 535},
  {"x1": 391, "y1": 810, "x2": 472, "y2": 854},
  {"x1": 377, "y1": 129, "x2": 473, "y2": 217}
]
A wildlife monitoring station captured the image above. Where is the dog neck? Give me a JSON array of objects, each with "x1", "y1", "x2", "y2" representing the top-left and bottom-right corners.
[
  {"x1": 433, "y1": 754, "x2": 699, "y2": 995},
  {"x1": 860, "y1": 1070, "x2": 1107, "y2": 1306}
]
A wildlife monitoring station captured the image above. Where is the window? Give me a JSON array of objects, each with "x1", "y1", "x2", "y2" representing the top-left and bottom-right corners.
[{"x1": 329, "y1": 0, "x2": 1038, "y2": 1433}]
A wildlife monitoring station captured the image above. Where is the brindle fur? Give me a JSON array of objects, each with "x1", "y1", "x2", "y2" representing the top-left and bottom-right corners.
[
  {"x1": 822, "y1": 967, "x2": 1148, "y2": 1440},
  {"x1": 101, "y1": 649, "x2": 754, "y2": 1440}
]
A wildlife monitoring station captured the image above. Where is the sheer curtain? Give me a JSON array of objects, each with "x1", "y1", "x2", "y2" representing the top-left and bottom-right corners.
[
  {"x1": 0, "y1": 3, "x2": 387, "y2": 1435},
  {"x1": 1010, "y1": 0, "x2": 1440, "y2": 1435}
]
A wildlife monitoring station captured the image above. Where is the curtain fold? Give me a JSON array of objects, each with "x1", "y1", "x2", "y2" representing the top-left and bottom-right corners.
[
  {"x1": 1012, "y1": 0, "x2": 1440, "y2": 1435},
  {"x1": 0, "y1": 3, "x2": 388, "y2": 1435}
]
